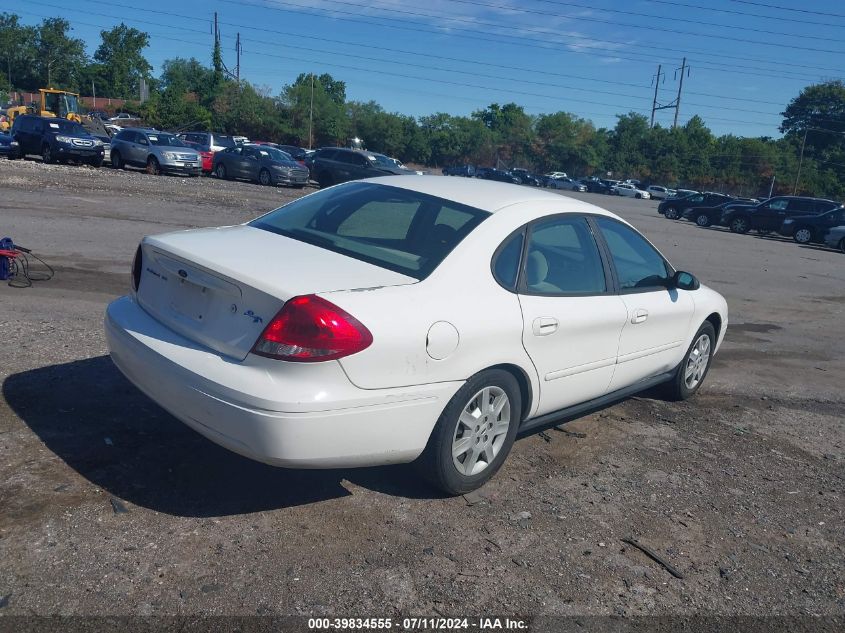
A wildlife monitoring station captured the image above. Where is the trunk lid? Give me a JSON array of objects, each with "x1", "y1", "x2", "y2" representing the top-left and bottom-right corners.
[{"x1": 135, "y1": 225, "x2": 416, "y2": 360}]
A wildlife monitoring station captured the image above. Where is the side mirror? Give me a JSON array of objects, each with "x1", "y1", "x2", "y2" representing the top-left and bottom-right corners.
[{"x1": 671, "y1": 271, "x2": 700, "y2": 291}]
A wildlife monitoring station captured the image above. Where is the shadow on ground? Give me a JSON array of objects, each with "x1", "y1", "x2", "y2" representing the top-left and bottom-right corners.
[{"x1": 3, "y1": 356, "x2": 442, "y2": 518}]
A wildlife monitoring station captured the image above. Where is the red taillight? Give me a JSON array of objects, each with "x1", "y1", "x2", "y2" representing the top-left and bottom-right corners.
[{"x1": 251, "y1": 295, "x2": 373, "y2": 362}]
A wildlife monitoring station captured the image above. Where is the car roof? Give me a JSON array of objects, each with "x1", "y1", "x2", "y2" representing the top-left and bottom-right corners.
[{"x1": 364, "y1": 175, "x2": 619, "y2": 215}]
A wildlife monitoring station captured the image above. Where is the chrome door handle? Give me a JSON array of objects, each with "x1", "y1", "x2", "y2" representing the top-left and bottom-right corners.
[
  {"x1": 631, "y1": 309, "x2": 648, "y2": 324},
  {"x1": 532, "y1": 317, "x2": 559, "y2": 336}
]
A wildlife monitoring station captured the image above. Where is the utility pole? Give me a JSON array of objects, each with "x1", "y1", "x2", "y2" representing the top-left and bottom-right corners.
[
  {"x1": 768, "y1": 174, "x2": 775, "y2": 199},
  {"x1": 308, "y1": 73, "x2": 314, "y2": 149},
  {"x1": 650, "y1": 64, "x2": 662, "y2": 128},
  {"x1": 793, "y1": 127, "x2": 809, "y2": 195},
  {"x1": 673, "y1": 57, "x2": 688, "y2": 128},
  {"x1": 235, "y1": 33, "x2": 241, "y2": 83}
]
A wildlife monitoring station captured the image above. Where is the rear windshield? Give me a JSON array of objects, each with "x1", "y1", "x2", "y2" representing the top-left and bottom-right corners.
[
  {"x1": 249, "y1": 182, "x2": 489, "y2": 279},
  {"x1": 214, "y1": 135, "x2": 236, "y2": 148}
]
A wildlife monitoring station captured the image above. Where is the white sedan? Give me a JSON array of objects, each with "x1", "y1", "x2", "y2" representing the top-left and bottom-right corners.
[
  {"x1": 613, "y1": 183, "x2": 651, "y2": 199},
  {"x1": 105, "y1": 177, "x2": 727, "y2": 494}
]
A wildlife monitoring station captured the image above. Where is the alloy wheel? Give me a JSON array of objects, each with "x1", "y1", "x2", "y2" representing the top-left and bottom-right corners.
[
  {"x1": 664, "y1": 207, "x2": 678, "y2": 219},
  {"x1": 684, "y1": 334, "x2": 711, "y2": 390},
  {"x1": 794, "y1": 228, "x2": 812, "y2": 244},
  {"x1": 451, "y1": 386, "x2": 511, "y2": 477},
  {"x1": 696, "y1": 214, "x2": 711, "y2": 227}
]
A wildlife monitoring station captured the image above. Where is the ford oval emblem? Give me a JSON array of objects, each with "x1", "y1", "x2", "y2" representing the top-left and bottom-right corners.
[{"x1": 178, "y1": 269, "x2": 188, "y2": 278}]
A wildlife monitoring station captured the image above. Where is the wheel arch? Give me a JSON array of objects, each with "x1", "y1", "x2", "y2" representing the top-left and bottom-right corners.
[
  {"x1": 485, "y1": 362, "x2": 534, "y2": 423},
  {"x1": 705, "y1": 312, "x2": 722, "y2": 341}
]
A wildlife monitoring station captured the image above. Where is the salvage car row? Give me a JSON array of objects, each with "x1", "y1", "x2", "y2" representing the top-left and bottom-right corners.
[{"x1": 658, "y1": 191, "x2": 845, "y2": 253}]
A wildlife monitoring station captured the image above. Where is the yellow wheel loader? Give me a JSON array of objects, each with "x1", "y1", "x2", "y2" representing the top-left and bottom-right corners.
[{"x1": 1, "y1": 88, "x2": 82, "y2": 131}]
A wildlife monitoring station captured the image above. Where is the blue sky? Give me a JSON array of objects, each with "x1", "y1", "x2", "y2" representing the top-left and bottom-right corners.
[{"x1": 16, "y1": 0, "x2": 845, "y2": 137}]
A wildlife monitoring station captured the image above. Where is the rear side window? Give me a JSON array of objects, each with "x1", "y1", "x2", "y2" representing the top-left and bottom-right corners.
[
  {"x1": 492, "y1": 231, "x2": 524, "y2": 290},
  {"x1": 766, "y1": 199, "x2": 789, "y2": 211},
  {"x1": 213, "y1": 135, "x2": 236, "y2": 148},
  {"x1": 595, "y1": 217, "x2": 670, "y2": 291},
  {"x1": 250, "y1": 182, "x2": 489, "y2": 279}
]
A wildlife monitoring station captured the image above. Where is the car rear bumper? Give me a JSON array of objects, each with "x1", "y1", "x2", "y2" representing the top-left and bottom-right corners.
[{"x1": 104, "y1": 296, "x2": 461, "y2": 468}]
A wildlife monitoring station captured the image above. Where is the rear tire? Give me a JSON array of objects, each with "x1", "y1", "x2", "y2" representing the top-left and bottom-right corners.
[
  {"x1": 664, "y1": 206, "x2": 678, "y2": 219},
  {"x1": 317, "y1": 172, "x2": 334, "y2": 189},
  {"x1": 663, "y1": 322, "x2": 716, "y2": 402},
  {"x1": 730, "y1": 217, "x2": 749, "y2": 234},
  {"x1": 839, "y1": 238, "x2": 845, "y2": 254},
  {"x1": 696, "y1": 213, "x2": 711, "y2": 227},
  {"x1": 417, "y1": 369, "x2": 521, "y2": 495},
  {"x1": 146, "y1": 156, "x2": 161, "y2": 176}
]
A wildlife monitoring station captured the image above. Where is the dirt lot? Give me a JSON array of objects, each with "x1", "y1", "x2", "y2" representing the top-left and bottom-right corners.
[{"x1": 0, "y1": 159, "x2": 843, "y2": 622}]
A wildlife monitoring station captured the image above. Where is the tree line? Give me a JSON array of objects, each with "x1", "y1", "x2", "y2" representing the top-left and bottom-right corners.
[{"x1": 1, "y1": 13, "x2": 843, "y2": 199}]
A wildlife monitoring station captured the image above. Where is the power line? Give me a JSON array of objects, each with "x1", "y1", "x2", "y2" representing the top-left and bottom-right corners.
[
  {"x1": 224, "y1": 0, "x2": 845, "y2": 76},
  {"x1": 642, "y1": 0, "x2": 845, "y2": 28},
  {"x1": 450, "y1": 0, "x2": 845, "y2": 43},
  {"x1": 265, "y1": 0, "x2": 845, "y2": 56},
  {"x1": 30, "y1": 0, "x2": 793, "y2": 115},
  {"x1": 730, "y1": 0, "x2": 845, "y2": 19}
]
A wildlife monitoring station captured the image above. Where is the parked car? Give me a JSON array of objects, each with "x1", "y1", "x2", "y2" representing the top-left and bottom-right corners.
[
  {"x1": 108, "y1": 112, "x2": 135, "y2": 122},
  {"x1": 722, "y1": 196, "x2": 840, "y2": 234},
  {"x1": 510, "y1": 168, "x2": 541, "y2": 186},
  {"x1": 669, "y1": 189, "x2": 698, "y2": 199},
  {"x1": 682, "y1": 199, "x2": 757, "y2": 227},
  {"x1": 582, "y1": 180, "x2": 614, "y2": 195},
  {"x1": 612, "y1": 183, "x2": 651, "y2": 199},
  {"x1": 11, "y1": 114, "x2": 105, "y2": 166},
  {"x1": 105, "y1": 176, "x2": 727, "y2": 494},
  {"x1": 276, "y1": 144, "x2": 309, "y2": 167},
  {"x1": 310, "y1": 147, "x2": 408, "y2": 188},
  {"x1": 823, "y1": 225, "x2": 845, "y2": 253},
  {"x1": 476, "y1": 167, "x2": 519, "y2": 184},
  {"x1": 212, "y1": 144, "x2": 309, "y2": 187},
  {"x1": 178, "y1": 131, "x2": 237, "y2": 153},
  {"x1": 0, "y1": 131, "x2": 19, "y2": 158},
  {"x1": 549, "y1": 177, "x2": 585, "y2": 192},
  {"x1": 110, "y1": 128, "x2": 201, "y2": 176},
  {"x1": 442, "y1": 164, "x2": 476, "y2": 177},
  {"x1": 658, "y1": 192, "x2": 732, "y2": 219},
  {"x1": 87, "y1": 110, "x2": 110, "y2": 121},
  {"x1": 646, "y1": 185, "x2": 670, "y2": 200},
  {"x1": 778, "y1": 206, "x2": 845, "y2": 244},
  {"x1": 544, "y1": 171, "x2": 568, "y2": 180},
  {"x1": 179, "y1": 139, "x2": 215, "y2": 173}
]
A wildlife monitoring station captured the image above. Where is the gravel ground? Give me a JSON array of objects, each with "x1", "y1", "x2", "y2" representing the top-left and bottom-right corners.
[{"x1": 0, "y1": 158, "x2": 843, "y2": 623}]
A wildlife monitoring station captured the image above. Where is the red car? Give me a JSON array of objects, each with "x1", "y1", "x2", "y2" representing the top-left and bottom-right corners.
[{"x1": 180, "y1": 140, "x2": 214, "y2": 174}]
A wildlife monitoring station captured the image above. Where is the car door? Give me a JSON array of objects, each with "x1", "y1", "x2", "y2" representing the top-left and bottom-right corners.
[
  {"x1": 129, "y1": 132, "x2": 149, "y2": 165},
  {"x1": 752, "y1": 197, "x2": 789, "y2": 230},
  {"x1": 515, "y1": 216, "x2": 628, "y2": 416},
  {"x1": 239, "y1": 146, "x2": 260, "y2": 180},
  {"x1": 594, "y1": 216, "x2": 695, "y2": 391}
]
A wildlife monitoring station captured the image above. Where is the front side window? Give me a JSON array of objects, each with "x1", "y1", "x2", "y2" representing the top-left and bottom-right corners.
[
  {"x1": 250, "y1": 182, "x2": 489, "y2": 279},
  {"x1": 595, "y1": 217, "x2": 670, "y2": 291},
  {"x1": 523, "y1": 217, "x2": 606, "y2": 295},
  {"x1": 765, "y1": 198, "x2": 789, "y2": 211}
]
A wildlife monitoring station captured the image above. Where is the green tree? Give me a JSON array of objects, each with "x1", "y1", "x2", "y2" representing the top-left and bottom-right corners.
[
  {"x1": 35, "y1": 18, "x2": 86, "y2": 89},
  {"x1": 281, "y1": 73, "x2": 347, "y2": 146},
  {"x1": 93, "y1": 24, "x2": 151, "y2": 99},
  {"x1": 0, "y1": 13, "x2": 38, "y2": 91}
]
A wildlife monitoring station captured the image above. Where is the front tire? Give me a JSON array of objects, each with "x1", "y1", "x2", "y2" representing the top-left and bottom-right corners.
[
  {"x1": 839, "y1": 238, "x2": 845, "y2": 254},
  {"x1": 111, "y1": 151, "x2": 124, "y2": 169},
  {"x1": 215, "y1": 163, "x2": 227, "y2": 179},
  {"x1": 663, "y1": 322, "x2": 716, "y2": 401},
  {"x1": 146, "y1": 156, "x2": 161, "y2": 176},
  {"x1": 90, "y1": 156, "x2": 104, "y2": 168},
  {"x1": 317, "y1": 171, "x2": 334, "y2": 189},
  {"x1": 664, "y1": 206, "x2": 678, "y2": 219},
  {"x1": 793, "y1": 227, "x2": 813, "y2": 244},
  {"x1": 259, "y1": 168, "x2": 272, "y2": 186},
  {"x1": 635, "y1": 193, "x2": 642, "y2": 199},
  {"x1": 42, "y1": 144, "x2": 54, "y2": 164},
  {"x1": 418, "y1": 369, "x2": 521, "y2": 495}
]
